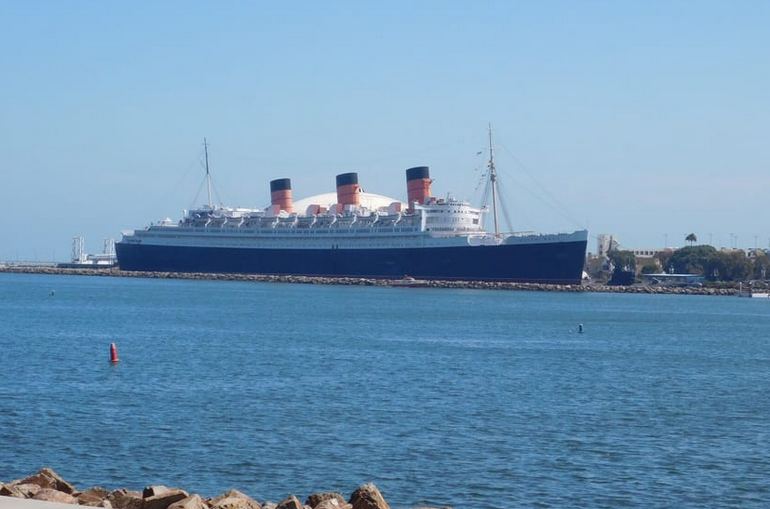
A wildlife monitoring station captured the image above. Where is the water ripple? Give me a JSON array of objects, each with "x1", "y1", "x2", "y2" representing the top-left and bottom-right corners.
[{"x1": 1, "y1": 274, "x2": 769, "y2": 508}]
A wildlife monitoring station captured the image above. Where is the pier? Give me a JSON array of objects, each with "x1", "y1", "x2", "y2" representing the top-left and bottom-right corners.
[{"x1": 0, "y1": 265, "x2": 743, "y2": 296}]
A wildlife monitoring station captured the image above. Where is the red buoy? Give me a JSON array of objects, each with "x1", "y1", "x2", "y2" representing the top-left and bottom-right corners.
[{"x1": 110, "y1": 343, "x2": 119, "y2": 363}]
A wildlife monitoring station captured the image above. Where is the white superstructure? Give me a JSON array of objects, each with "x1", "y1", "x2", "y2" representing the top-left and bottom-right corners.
[{"x1": 122, "y1": 196, "x2": 585, "y2": 250}]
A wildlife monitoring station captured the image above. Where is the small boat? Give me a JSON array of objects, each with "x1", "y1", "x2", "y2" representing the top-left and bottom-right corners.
[
  {"x1": 737, "y1": 283, "x2": 770, "y2": 299},
  {"x1": 739, "y1": 292, "x2": 770, "y2": 299},
  {"x1": 389, "y1": 275, "x2": 429, "y2": 288}
]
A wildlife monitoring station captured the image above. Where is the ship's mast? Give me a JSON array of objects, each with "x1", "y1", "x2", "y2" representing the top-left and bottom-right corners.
[
  {"x1": 204, "y1": 138, "x2": 213, "y2": 209},
  {"x1": 488, "y1": 123, "x2": 500, "y2": 236}
]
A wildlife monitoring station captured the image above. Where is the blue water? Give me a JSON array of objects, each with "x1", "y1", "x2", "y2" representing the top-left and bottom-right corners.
[{"x1": 1, "y1": 273, "x2": 769, "y2": 508}]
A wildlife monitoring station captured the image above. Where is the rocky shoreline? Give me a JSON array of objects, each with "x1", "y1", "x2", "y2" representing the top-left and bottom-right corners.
[
  {"x1": 1, "y1": 468, "x2": 437, "y2": 509},
  {"x1": 0, "y1": 266, "x2": 739, "y2": 296}
]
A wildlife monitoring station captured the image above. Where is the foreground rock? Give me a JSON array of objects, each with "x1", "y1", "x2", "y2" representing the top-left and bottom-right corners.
[
  {"x1": 274, "y1": 495, "x2": 303, "y2": 509},
  {"x1": 306, "y1": 493, "x2": 347, "y2": 509},
  {"x1": 143, "y1": 486, "x2": 171, "y2": 498},
  {"x1": 33, "y1": 488, "x2": 78, "y2": 504},
  {"x1": 314, "y1": 500, "x2": 352, "y2": 509},
  {"x1": 109, "y1": 489, "x2": 144, "y2": 509},
  {"x1": 20, "y1": 467, "x2": 77, "y2": 494},
  {"x1": 143, "y1": 489, "x2": 189, "y2": 509},
  {"x1": 209, "y1": 489, "x2": 261, "y2": 509},
  {"x1": 2, "y1": 470, "x2": 400, "y2": 509},
  {"x1": 78, "y1": 487, "x2": 111, "y2": 507},
  {"x1": 349, "y1": 484, "x2": 390, "y2": 509},
  {"x1": 0, "y1": 483, "x2": 41, "y2": 498},
  {"x1": 168, "y1": 494, "x2": 208, "y2": 509}
]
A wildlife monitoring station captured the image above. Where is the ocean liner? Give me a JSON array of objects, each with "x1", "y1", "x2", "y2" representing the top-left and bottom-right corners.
[{"x1": 116, "y1": 131, "x2": 588, "y2": 283}]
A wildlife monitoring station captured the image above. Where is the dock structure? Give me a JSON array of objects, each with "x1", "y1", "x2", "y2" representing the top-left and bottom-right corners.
[
  {"x1": 56, "y1": 236, "x2": 116, "y2": 269},
  {"x1": 640, "y1": 273, "x2": 705, "y2": 286}
]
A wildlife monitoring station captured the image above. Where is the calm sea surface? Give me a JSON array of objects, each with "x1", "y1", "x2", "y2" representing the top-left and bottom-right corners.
[{"x1": 1, "y1": 273, "x2": 769, "y2": 508}]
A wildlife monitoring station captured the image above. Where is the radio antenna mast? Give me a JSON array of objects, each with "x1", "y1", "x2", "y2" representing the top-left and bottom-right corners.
[
  {"x1": 488, "y1": 124, "x2": 500, "y2": 236},
  {"x1": 204, "y1": 138, "x2": 213, "y2": 208}
]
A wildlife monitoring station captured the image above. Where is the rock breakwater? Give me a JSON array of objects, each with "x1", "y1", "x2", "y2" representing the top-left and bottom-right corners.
[
  {"x1": 1, "y1": 468, "x2": 449, "y2": 509},
  {"x1": 0, "y1": 266, "x2": 738, "y2": 296}
]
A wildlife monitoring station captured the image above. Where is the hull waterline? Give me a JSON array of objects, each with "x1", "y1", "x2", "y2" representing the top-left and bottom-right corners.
[{"x1": 116, "y1": 240, "x2": 587, "y2": 284}]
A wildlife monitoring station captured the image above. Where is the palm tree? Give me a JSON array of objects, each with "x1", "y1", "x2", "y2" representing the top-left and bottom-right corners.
[{"x1": 686, "y1": 233, "x2": 697, "y2": 246}]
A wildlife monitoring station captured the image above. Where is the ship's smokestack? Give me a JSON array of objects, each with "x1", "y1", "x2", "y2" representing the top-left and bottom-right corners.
[
  {"x1": 270, "y1": 178, "x2": 293, "y2": 213},
  {"x1": 336, "y1": 172, "x2": 360, "y2": 210},
  {"x1": 406, "y1": 166, "x2": 431, "y2": 210}
]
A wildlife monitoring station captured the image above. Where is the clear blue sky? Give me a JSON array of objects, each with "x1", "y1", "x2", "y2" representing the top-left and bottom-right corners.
[{"x1": 2, "y1": 0, "x2": 769, "y2": 260}]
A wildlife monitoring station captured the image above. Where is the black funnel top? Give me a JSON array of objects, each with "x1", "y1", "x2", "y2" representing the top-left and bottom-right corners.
[
  {"x1": 336, "y1": 172, "x2": 359, "y2": 186},
  {"x1": 270, "y1": 178, "x2": 291, "y2": 192},
  {"x1": 406, "y1": 166, "x2": 430, "y2": 181}
]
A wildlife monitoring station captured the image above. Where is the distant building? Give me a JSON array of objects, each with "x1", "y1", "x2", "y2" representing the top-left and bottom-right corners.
[
  {"x1": 595, "y1": 235, "x2": 666, "y2": 259},
  {"x1": 632, "y1": 249, "x2": 658, "y2": 259},
  {"x1": 596, "y1": 234, "x2": 618, "y2": 258},
  {"x1": 632, "y1": 247, "x2": 673, "y2": 262}
]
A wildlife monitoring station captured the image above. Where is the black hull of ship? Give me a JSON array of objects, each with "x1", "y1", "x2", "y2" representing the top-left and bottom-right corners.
[{"x1": 116, "y1": 240, "x2": 587, "y2": 284}]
